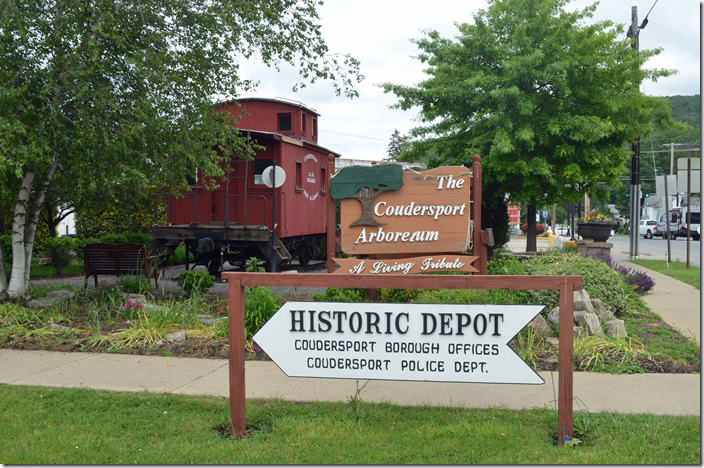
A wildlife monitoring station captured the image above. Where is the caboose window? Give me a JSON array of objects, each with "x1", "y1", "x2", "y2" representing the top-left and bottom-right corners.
[
  {"x1": 295, "y1": 161, "x2": 303, "y2": 191},
  {"x1": 312, "y1": 117, "x2": 318, "y2": 137},
  {"x1": 301, "y1": 112, "x2": 307, "y2": 133},
  {"x1": 320, "y1": 167, "x2": 327, "y2": 194},
  {"x1": 253, "y1": 159, "x2": 273, "y2": 185},
  {"x1": 277, "y1": 113, "x2": 292, "y2": 132}
]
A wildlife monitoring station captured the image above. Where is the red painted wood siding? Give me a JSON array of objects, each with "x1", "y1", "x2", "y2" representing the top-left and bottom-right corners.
[{"x1": 216, "y1": 99, "x2": 319, "y2": 145}]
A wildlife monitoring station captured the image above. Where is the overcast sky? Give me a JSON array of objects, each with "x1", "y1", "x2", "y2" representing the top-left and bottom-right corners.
[{"x1": 238, "y1": 0, "x2": 701, "y2": 161}]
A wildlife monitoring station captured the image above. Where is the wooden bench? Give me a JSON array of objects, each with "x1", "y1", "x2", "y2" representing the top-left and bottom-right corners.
[{"x1": 83, "y1": 243, "x2": 158, "y2": 289}]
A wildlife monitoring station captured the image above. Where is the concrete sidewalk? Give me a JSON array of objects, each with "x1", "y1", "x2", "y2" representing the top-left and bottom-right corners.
[{"x1": 0, "y1": 348, "x2": 699, "y2": 416}]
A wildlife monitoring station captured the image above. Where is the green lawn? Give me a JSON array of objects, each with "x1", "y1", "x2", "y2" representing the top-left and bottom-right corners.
[
  {"x1": 0, "y1": 385, "x2": 699, "y2": 464},
  {"x1": 630, "y1": 259, "x2": 701, "y2": 289}
]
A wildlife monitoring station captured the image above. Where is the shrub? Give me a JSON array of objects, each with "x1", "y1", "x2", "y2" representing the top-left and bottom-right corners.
[
  {"x1": 412, "y1": 288, "x2": 511, "y2": 305},
  {"x1": 244, "y1": 286, "x2": 282, "y2": 339},
  {"x1": 245, "y1": 257, "x2": 266, "y2": 272},
  {"x1": 520, "y1": 251, "x2": 631, "y2": 316},
  {"x1": 487, "y1": 253, "x2": 525, "y2": 275},
  {"x1": 117, "y1": 275, "x2": 151, "y2": 295},
  {"x1": 312, "y1": 288, "x2": 367, "y2": 302},
  {"x1": 176, "y1": 270, "x2": 214, "y2": 296},
  {"x1": 379, "y1": 288, "x2": 423, "y2": 303},
  {"x1": 97, "y1": 234, "x2": 129, "y2": 244},
  {"x1": 43, "y1": 237, "x2": 75, "y2": 273}
]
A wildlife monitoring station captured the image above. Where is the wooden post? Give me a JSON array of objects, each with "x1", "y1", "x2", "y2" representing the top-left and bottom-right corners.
[
  {"x1": 472, "y1": 155, "x2": 487, "y2": 274},
  {"x1": 557, "y1": 279, "x2": 574, "y2": 444},
  {"x1": 228, "y1": 278, "x2": 246, "y2": 438},
  {"x1": 327, "y1": 154, "x2": 336, "y2": 273}
]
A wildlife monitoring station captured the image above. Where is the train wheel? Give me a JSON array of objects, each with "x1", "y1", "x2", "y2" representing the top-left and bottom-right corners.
[
  {"x1": 207, "y1": 258, "x2": 222, "y2": 277},
  {"x1": 297, "y1": 243, "x2": 311, "y2": 266}
]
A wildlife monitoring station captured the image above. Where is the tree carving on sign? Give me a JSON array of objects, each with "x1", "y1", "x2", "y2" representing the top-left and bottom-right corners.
[{"x1": 331, "y1": 165, "x2": 404, "y2": 227}]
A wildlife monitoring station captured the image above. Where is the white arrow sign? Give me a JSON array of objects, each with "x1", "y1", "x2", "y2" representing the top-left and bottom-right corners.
[{"x1": 253, "y1": 302, "x2": 545, "y2": 385}]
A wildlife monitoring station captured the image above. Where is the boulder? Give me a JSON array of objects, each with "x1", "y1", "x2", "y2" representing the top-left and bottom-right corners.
[
  {"x1": 591, "y1": 299, "x2": 616, "y2": 322},
  {"x1": 124, "y1": 293, "x2": 148, "y2": 304},
  {"x1": 166, "y1": 331, "x2": 187, "y2": 343},
  {"x1": 601, "y1": 309, "x2": 616, "y2": 322},
  {"x1": 573, "y1": 325, "x2": 586, "y2": 340},
  {"x1": 573, "y1": 289, "x2": 594, "y2": 313},
  {"x1": 545, "y1": 337, "x2": 560, "y2": 347},
  {"x1": 547, "y1": 306, "x2": 560, "y2": 327},
  {"x1": 527, "y1": 314, "x2": 554, "y2": 338},
  {"x1": 27, "y1": 289, "x2": 76, "y2": 309},
  {"x1": 199, "y1": 315, "x2": 215, "y2": 326},
  {"x1": 591, "y1": 298, "x2": 606, "y2": 316},
  {"x1": 574, "y1": 311, "x2": 604, "y2": 336},
  {"x1": 605, "y1": 319, "x2": 628, "y2": 338}
]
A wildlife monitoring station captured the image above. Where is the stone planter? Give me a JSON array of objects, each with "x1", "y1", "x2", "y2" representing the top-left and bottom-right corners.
[{"x1": 577, "y1": 222, "x2": 613, "y2": 242}]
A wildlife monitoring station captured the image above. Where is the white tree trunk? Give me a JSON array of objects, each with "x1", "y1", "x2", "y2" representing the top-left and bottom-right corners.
[
  {"x1": 4, "y1": 158, "x2": 60, "y2": 299},
  {"x1": 0, "y1": 240, "x2": 7, "y2": 300},
  {"x1": 6, "y1": 172, "x2": 34, "y2": 298}
]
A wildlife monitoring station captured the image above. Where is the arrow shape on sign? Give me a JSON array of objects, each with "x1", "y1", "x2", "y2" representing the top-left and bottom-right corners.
[{"x1": 254, "y1": 302, "x2": 545, "y2": 385}]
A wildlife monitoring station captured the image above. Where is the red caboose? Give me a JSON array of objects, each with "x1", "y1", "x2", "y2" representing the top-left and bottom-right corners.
[{"x1": 151, "y1": 98, "x2": 338, "y2": 274}]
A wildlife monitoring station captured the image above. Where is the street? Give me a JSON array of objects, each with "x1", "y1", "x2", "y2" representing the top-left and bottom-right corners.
[{"x1": 609, "y1": 235, "x2": 701, "y2": 267}]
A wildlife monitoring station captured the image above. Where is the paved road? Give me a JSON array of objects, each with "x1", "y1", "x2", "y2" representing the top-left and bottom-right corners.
[{"x1": 609, "y1": 235, "x2": 700, "y2": 267}]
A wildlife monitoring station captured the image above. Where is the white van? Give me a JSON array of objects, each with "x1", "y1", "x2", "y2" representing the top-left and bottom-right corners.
[{"x1": 680, "y1": 207, "x2": 700, "y2": 241}]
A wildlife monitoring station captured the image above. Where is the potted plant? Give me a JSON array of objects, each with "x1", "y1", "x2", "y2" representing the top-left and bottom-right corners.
[{"x1": 577, "y1": 213, "x2": 616, "y2": 242}]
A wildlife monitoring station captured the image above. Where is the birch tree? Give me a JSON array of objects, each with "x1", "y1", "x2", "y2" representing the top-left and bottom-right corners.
[{"x1": 0, "y1": 0, "x2": 362, "y2": 298}]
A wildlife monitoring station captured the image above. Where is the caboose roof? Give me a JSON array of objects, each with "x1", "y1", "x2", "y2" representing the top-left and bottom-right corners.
[
  {"x1": 238, "y1": 129, "x2": 340, "y2": 157},
  {"x1": 218, "y1": 97, "x2": 320, "y2": 117}
]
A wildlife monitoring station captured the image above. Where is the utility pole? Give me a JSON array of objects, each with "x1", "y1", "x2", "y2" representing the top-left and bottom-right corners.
[{"x1": 628, "y1": 6, "x2": 641, "y2": 260}]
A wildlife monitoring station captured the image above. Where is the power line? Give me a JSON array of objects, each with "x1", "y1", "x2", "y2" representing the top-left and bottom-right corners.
[{"x1": 320, "y1": 129, "x2": 388, "y2": 142}]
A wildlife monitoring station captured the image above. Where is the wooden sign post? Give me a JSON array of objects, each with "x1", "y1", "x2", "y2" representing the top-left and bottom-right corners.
[{"x1": 224, "y1": 272, "x2": 579, "y2": 445}]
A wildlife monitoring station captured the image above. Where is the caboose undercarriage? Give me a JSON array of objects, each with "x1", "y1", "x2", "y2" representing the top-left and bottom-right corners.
[{"x1": 151, "y1": 224, "x2": 323, "y2": 274}]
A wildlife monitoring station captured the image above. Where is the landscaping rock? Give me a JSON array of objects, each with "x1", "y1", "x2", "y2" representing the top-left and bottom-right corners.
[
  {"x1": 166, "y1": 331, "x2": 187, "y2": 343},
  {"x1": 142, "y1": 303, "x2": 168, "y2": 314},
  {"x1": 547, "y1": 306, "x2": 560, "y2": 327},
  {"x1": 591, "y1": 298, "x2": 606, "y2": 316},
  {"x1": 573, "y1": 289, "x2": 594, "y2": 313},
  {"x1": 591, "y1": 299, "x2": 616, "y2": 322},
  {"x1": 27, "y1": 289, "x2": 76, "y2": 309},
  {"x1": 574, "y1": 311, "x2": 604, "y2": 336},
  {"x1": 527, "y1": 314, "x2": 553, "y2": 338},
  {"x1": 573, "y1": 325, "x2": 586, "y2": 340},
  {"x1": 601, "y1": 309, "x2": 616, "y2": 322},
  {"x1": 199, "y1": 315, "x2": 215, "y2": 326},
  {"x1": 124, "y1": 293, "x2": 148, "y2": 304},
  {"x1": 605, "y1": 319, "x2": 628, "y2": 338},
  {"x1": 50, "y1": 323, "x2": 72, "y2": 332},
  {"x1": 546, "y1": 337, "x2": 559, "y2": 347}
]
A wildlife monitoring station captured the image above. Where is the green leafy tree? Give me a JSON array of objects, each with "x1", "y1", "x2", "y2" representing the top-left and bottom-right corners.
[
  {"x1": 0, "y1": 0, "x2": 362, "y2": 298},
  {"x1": 382, "y1": 0, "x2": 672, "y2": 251}
]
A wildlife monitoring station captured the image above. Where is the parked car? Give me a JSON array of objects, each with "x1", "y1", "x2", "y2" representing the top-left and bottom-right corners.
[
  {"x1": 554, "y1": 225, "x2": 568, "y2": 236},
  {"x1": 638, "y1": 219, "x2": 658, "y2": 239}
]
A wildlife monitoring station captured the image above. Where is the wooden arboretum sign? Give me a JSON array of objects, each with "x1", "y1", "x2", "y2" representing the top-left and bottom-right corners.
[{"x1": 332, "y1": 165, "x2": 473, "y2": 255}]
